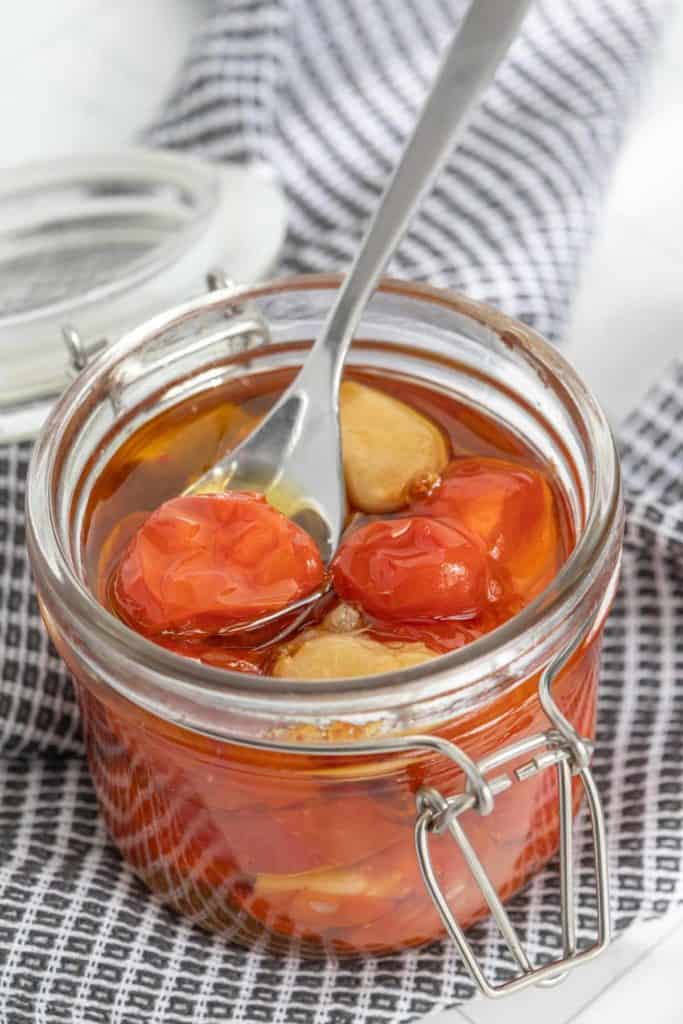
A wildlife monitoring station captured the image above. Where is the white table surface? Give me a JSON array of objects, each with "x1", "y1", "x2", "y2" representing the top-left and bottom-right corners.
[{"x1": 2, "y1": 2, "x2": 682, "y2": 1022}]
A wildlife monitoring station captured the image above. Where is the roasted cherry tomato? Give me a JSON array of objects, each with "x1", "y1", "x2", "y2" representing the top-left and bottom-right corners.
[
  {"x1": 409, "y1": 457, "x2": 561, "y2": 599},
  {"x1": 113, "y1": 492, "x2": 324, "y2": 637},
  {"x1": 159, "y1": 635, "x2": 270, "y2": 675},
  {"x1": 332, "y1": 516, "x2": 490, "y2": 621}
]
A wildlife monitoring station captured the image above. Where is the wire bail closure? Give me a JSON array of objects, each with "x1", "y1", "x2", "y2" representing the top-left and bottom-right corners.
[
  {"x1": 413, "y1": 611, "x2": 610, "y2": 999},
  {"x1": 62, "y1": 270, "x2": 271, "y2": 377},
  {"x1": 183, "y1": 608, "x2": 611, "y2": 1001}
]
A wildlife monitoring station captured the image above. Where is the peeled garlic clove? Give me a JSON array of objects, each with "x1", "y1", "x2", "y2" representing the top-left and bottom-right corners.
[
  {"x1": 253, "y1": 844, "x2": 415, "y2": 906},
  {"x1": 255, "y1": 865, "x2": 367, "y2": 897},
  {"x1": 340, "y1": 380, "x2": 449, "y2": 513},
  {"x1": 272, "y1": 630, "x2": 437, "y2": 680},
  {"x1": 322, "y1": 602, "x2": 363, "y2": 633}
]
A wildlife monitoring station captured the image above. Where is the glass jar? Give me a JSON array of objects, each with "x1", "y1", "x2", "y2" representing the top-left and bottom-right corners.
[{"x1": 27, "y1": 275, "x2": 623, "y2": 996}]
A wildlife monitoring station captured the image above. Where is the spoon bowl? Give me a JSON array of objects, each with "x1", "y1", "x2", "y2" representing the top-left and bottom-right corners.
[{"x1": 186, "y1": 378, "x2": 345, "y2": 565}]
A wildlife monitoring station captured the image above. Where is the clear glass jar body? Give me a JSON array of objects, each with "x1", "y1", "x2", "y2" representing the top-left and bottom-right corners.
[{"x1": 27, "y1": 276, "x2": 623, "y2": 957}]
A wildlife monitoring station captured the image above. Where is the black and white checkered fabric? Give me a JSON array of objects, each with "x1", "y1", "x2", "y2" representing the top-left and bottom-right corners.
[{"x1": 0, "y1": 1, "x2": 680, "y2": 1021}]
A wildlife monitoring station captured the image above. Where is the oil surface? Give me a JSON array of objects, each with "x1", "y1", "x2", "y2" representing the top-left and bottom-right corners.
[{"x1": 82, "y1": 366, "x2": 573, "y2": 673}]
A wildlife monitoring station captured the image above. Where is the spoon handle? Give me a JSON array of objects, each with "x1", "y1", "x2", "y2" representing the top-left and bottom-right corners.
[
  {"x1": 190, "y1": 0, "x2": 532, "y2": 565},
  {"x1": 299, "y1": 0, "x2": 532, "y2": 398}
]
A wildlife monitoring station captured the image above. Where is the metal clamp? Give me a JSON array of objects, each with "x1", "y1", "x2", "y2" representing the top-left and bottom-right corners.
[
  {"x1": 230, "y1": 613, "x2": 609, "y2": 997},
  {"x1": 202, "y1": 269, "x2": 272, "y2": 354},
  {"x1": 62, "y1": 269, "x2": 271, "y2": 377},
  {"x1": 413, "y1": 613, "x2": 609, "y2": 999},
  {"x1": 62, "y1": 325, "x2": 109, "y2": 375}
]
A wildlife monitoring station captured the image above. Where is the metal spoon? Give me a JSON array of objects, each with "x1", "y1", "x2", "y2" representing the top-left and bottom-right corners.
[{"x1": 187, "y1": 0, "x2": 531, "y2": 639}]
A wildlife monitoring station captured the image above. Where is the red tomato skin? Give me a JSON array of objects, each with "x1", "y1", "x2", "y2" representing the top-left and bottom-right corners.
[
  {"x1": 331, "y1": 516, "x2": 490, "y2": 621},
  {"x1": 409, "y1": 457, "x2": 560, "y2": 599},
  {"x1": 113, "y1": 492, "x2": 324, "y2": 637}
]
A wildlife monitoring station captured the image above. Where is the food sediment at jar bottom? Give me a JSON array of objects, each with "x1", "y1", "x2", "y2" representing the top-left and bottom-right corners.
[{"x1": 76, "y1": 364, "x2": 588, "y2": 955}]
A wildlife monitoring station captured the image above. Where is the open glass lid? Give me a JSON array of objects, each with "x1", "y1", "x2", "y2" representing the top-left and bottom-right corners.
[{"x1": 0, "y1": 148, "x2": 287, "y2": 442}]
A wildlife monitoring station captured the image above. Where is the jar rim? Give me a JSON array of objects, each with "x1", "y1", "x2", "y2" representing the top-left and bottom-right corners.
[{"x1": 27, "y1": 274, "x2": 623, "y2": 732}]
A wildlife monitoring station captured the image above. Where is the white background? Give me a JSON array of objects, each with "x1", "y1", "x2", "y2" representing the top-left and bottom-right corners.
[{"x1": 1, "y1": 1, "x2": 682, "y2": 1022}]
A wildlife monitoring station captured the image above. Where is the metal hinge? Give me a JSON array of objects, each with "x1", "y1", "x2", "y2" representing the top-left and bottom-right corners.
[
  {"x1": 62, "y1": 269, "x2": 271, "y2": 377},
  {"x1": 413, "y1": 615, "x2": 609, "y2": 998}
]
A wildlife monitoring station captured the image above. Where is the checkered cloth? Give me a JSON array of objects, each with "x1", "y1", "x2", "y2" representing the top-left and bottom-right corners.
[{"x1": 0, "y1": 1, "x2": 680, "y2": 1021}]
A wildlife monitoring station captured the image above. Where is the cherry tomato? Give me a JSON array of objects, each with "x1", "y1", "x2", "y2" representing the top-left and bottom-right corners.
[
  {"x1": 216, "y1": 804, "x2": 325, "y2": 874},
  {"x1": 332, "y1": 517, "x2": 490, "y2": 620},
  {"x1": 368, "y1": 617, "x2": 479, "y2": 653},
  {"x1": 269, "y1": 792, "x2": 408, "y2": 867},
  {"x1": 364, "y1": 586, "x2": 525, "y2": 652},
  {"x1": 409, "y1": 457, "x2": 562, "y2": 599},
  {"x1": 163, "y1": 636, "x2": 269, "y2": 675},
  {"x1": 112, "y1": 492, "x2": 324, "y2": 637}
]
